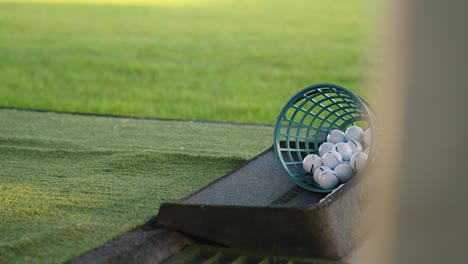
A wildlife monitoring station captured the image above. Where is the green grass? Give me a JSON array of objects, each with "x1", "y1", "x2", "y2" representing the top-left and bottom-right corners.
[
  {"x1": 0, "y1": 109, "x2": 273, "y2": 263},
  {"x1": 0, "y1": 1, "x2": 370, "y2": 262},
  {"x1": 0, "y1": 0, "x2": 370, "y2": 124}
]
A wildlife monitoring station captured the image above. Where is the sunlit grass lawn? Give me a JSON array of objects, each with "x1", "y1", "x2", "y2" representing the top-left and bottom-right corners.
[{"x1": 0, "y1": 0, "x2": 369, "y2": 124}]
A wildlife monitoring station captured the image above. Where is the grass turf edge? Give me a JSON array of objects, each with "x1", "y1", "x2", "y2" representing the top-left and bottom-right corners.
[{"x1": 0, "y1": 109, "x2": 273, "y2": 263}]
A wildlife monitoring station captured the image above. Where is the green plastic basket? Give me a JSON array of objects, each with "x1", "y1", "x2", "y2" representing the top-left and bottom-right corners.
[{"x1": 274, "y1": 83, "x2": 377, "y2": 193}]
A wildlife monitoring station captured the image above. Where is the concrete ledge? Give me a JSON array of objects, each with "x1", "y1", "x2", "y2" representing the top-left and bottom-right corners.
[
  {"x1": 70, "y1": 226, "x2": 191, "y2": 264},
  {"x1": 157, "y1": 147, "x2": 370, "y2": 260}
]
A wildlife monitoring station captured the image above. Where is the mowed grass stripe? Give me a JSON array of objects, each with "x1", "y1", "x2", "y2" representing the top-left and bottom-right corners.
[
  {"x1": 0, "y1": 109, "x2": 272, "y2": 263},
  {"x1": 0, "y1": 0, "x2": 369, "y2": 123}
]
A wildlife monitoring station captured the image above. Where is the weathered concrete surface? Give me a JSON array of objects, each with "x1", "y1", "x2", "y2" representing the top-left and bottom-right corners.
[
  {"x1": 158, "y1": 147, "x2": 370, "y2": 260},
  {"x1": 70, "y1": 226, "x2": 190, "y2": 264}
]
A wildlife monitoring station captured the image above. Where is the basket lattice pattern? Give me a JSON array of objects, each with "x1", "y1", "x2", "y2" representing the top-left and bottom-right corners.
[{"x1": 274, "y1": 83, "x2": 375, "y2": 192}]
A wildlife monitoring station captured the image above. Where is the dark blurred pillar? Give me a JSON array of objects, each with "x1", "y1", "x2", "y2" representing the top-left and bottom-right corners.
[{"x1": 372, "y1": 0, "x2": 468, "y2": 263}]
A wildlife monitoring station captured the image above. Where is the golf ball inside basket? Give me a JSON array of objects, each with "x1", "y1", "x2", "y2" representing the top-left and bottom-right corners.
[
  {"x1": 346, "y1": 140, "x2": 363, "y2": 155},
  {"x1": 318, "y1": 170, "x2": 339, "y2": 189},
  {"x1": 321, "y1": 151, "x2": 343, "y2": 170},
  {"x1": 334, "y1": 163, "x2": 354, "y2": 183},
  {"x1": 345, "y1": 125, "x2": 364, "y2": 142},
  {"x1": 350, "y1": 152, "x2": 368, "y2": 172},
  {"x1": 302, "y1": 154, "x2": 322, "y2": 174},
  {"x1": 313, "y1": 165, "x2": 332, "y2": 184},
  {"x1": 318, "y1": 142, "x2": 334, "y2": 157},
  {"x1": 327, "y1": 130, "x2": 346, "y2": 144},
  {"x1": 334, "y1": 142, "x2": 353, "y2": 161}
]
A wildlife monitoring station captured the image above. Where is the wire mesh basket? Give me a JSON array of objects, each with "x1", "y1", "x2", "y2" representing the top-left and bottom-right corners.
[{"x1": 273, "y1": 83, "x2": 377, "y2": 192}]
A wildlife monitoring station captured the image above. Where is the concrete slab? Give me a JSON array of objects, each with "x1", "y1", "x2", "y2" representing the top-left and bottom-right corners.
[
  {"x1": 183, "y1": 148, "x2": 325, "y2": 207},
  {"x1": 157, "y1": 146, "x2": 371, "y2": 260},
  {"x1": 70, "y1": 226, "x2": 190, "y2": 264}
]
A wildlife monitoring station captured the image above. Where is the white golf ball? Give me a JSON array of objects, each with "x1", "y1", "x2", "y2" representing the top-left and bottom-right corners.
[
  {"x1": 318, "y1": 170, "x2": 339, "y2": 189},
  {"x1": 327, "y1": 129, "x2": 346, "y2": 144},
  {"x1": 313, "y1": 165, "x2": 332, "y2": 184},
  {"x1": 318, "y1": 142, "x2": 334, "y2": 157},
  {"x1": 334, "y1": 163, "x2": 354, "y2": 183},
  {"x1": 345, "y1": 125, "x2": 364, "y2": 142},
  {"x1": 346, "y1": 140, "x2": 363, "y2": 155},
  {"x1": 334, "y1": 142, "x2": 353, "y2": 161},
  {"x1": 302, "y1": 154, "x2": 322, "y2": 174},
  {"x1": 364, "y1": 128, "x2": 372, "y2": 147},
  {"x1": 321, "y1": 151, "x2": 343, "y2": 170},
  {"x1": 350, "y1": 152, "x2": 368, "y2": 172}
]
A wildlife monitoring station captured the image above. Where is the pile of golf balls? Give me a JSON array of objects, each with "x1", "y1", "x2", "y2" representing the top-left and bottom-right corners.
[{"x1": 302, "y1": 125, "x2": 372, "y2": 190}]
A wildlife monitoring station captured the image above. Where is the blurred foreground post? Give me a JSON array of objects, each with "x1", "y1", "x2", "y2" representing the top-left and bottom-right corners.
[{"x1": 370, "y1": 0, "x2": 468, "y2": 263}]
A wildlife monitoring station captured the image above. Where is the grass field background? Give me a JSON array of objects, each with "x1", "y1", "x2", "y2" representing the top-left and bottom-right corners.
[
  {"x1": 0, "y1": 0, "x2": 370, "y2": 262},
  {"x1": 0, "y1": 0, "x2": 370, "y2": 123}
]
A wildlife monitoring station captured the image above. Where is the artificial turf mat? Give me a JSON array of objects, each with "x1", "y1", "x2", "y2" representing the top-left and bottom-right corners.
[
  {"x1": 163, "y1": 244, "x2": 343, "y2": 264},
  {"x1": 0, "y1": 109, "x2": 273, "y2": 263}
]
